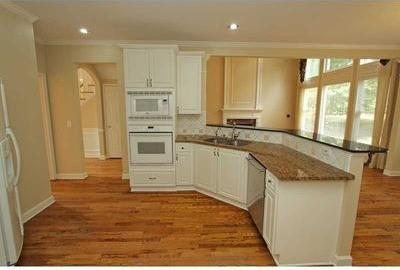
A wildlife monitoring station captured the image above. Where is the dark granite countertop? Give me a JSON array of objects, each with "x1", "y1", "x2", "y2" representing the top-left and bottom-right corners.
[
  {"x1": 207, "y1": 124, "x2": 387, "y2": 154},
  {"x1": 176, "y1": 135, "x2": 355, "y2": 182}
]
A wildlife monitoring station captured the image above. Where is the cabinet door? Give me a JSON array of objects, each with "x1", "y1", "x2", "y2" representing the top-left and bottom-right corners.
[
  {"x1": 123, "y1": 49, "x2": 149, "y2": 88},
  {"x1": 176, "y1": 151, "x2": 193, "y2": 185},
  {"x1": 224, "y1": 57, "x2": 260, "y2": 109},
  {"x1": 194, "y1": 145, "x2": 217, "y2": 192},
  {"x1": 149, "y1": 49, "x2": 176, "y2": 88},
  {"x1": 217, "y1": 148, "x2": 246, "y2": 203},
  {"x1": 264, "y1": 188, "x2": 277, "y2": 250},
  {"x1": 177, "y1": 55, "x2": 202, "y2": 114}
]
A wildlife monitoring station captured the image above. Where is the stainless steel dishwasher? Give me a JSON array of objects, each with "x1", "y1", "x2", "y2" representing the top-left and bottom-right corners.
[{"x1": 246, "y1": 154, "x2": 266, "y2": 235}]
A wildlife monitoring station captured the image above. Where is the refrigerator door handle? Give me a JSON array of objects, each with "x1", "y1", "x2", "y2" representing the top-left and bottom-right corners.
[{"x1": 6, "y1": 128, "x2": 21, "y2": 187}]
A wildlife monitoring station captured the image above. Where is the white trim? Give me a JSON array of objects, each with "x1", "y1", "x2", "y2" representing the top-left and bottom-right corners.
[
  {"x1": 119, "y1": 44, "x2": 179, "y2": 50},
  {"x1": 99, "y1": 154, "x2": 107, "y2": 160},
  {"x1": 84, "y1": 150, "x2": 101, "y2": 158},
  {"x1": 56, "y1": 172, "x2": 88, "y2": 180},
  {"x1": 122, "y1": 172, "x2": 130, "y2": 180},
  {"x1": 39, "y1": 39, "x2": 400, "y2": 51},
  {"x1": 22, "y1": 195, "x2": 55, "y2": 223},
  {"x1": 383, "y1": 169, "x2": 400, "y2": 177},
  {"x1": 37, "y1": 73, "x2": 57, "y2": 180},
  {"x1": 332, "y1": 255, "x2": 353, "y2": 266},
  {"x1": 0, "y1": 1, "x2": 39, "y2": 23},
  {"x1": 195, "y1": 187, "x2": 247, "y2": 210}
]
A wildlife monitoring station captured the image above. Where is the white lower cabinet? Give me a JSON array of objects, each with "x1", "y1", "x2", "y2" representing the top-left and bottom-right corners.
[
  {"x1": 194, "y1": 144, "x2": 218, "y2": 192},
  {"x1": 217, "y1": 148, "x2": 247, "y2": 203},
  {"x1": 262, "y1": 170, "x2": 346, "y2": 266},
  {"x1": 193, "y1": 144, "x2": 247, "y2": 204},
  {"x1": 175, "y1": 143, "x2": 193, "y2": 186}
]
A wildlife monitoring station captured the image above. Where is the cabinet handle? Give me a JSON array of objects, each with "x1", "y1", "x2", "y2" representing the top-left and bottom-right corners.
[
  {"x1": 146, "y1": 78, "x2": 149, "y2": 87},
  {"x1": 176, "y1": 154, "x2": 178, "y2": 161},
  {"x1": 213, "y1": 150, "x2": 216, "y2": 156},
  {"x1": 150, "y1": 78, "x2": 152, "y2": 87},
  {"x1": 217, "y1": 150, "x2": 219, "y2": 157},
  {"x1": 268, "y1": 179, "x2": 272, "y2": 183},
  {"x1": 148, "y1": 177, "x2": 156, "y2": 180},
  {"x1": 177, "y1": 106, "x2": 179, "y2": 113}
]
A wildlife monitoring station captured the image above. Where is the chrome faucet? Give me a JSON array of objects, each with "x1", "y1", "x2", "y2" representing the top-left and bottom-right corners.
[
  {"x1": 231, "y1": 124, "x2": 240, "y2": 142},
  {"x1": 215, "y1": 127, "x2": 222, "y2": 141}
]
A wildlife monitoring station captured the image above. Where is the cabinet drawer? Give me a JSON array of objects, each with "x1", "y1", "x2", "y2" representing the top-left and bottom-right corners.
[
  {"x1": 265, "y1": 171, "x2": 277, "y2": 191},
  {"x1": 176, "y1": 143, "x2": 192, "y2": 152},
  {"x1": 131, "y1": 170, "x2": 175, "y2": 186}
]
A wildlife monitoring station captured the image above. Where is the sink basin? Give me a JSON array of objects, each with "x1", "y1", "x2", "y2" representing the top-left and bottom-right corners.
[{"x1": 204, "y1": 137, "x2": 251, "y2": 147}]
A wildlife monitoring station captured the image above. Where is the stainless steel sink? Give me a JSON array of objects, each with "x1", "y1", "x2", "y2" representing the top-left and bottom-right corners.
[{"x1": 204, "y1": 137, "x2": 250, "y2": 147}]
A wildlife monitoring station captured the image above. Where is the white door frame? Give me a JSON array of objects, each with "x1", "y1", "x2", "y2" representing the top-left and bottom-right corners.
[
  {"x1": 37, "y1": 73, "x2": 57, "y2": 180},
  {"x1": 102, "y1": 83, "x2": 122, "y2": 158}
]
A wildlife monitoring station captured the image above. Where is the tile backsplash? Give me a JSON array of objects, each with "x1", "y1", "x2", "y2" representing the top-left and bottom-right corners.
[{"x1": 176, "y1": 112, "x2": 360, "y2": 171}]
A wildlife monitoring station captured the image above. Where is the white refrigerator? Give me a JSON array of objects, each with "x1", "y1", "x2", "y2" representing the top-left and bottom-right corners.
[{"x1": 0, "y1": 79, "x2": 23, "y2": 266}]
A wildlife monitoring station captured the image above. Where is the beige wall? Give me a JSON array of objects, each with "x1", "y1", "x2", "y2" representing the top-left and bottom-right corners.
[
  {"x1": 0, "y1": 6, "x2": 52, "y2": 213},
  {"x1": 206, "y1": 56, "x2": 299, "y2": 128},
  {"x1": 259, "y1": 58, "x2": 299, "y2": 129},
  {"x1": 44, "y1": 45, "x2": 127, "y2": 175},
  {"x1": 206, "y1": 56, "x2": 224, "y2": 125}
]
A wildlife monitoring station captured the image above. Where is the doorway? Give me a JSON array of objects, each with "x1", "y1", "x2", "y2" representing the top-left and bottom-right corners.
[{"x1": 76, "y1": 63, "x2": 122, "y2": 176}]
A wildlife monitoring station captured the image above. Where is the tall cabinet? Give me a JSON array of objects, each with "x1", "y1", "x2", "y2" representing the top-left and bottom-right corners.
[{"x1": 177, "y1": 52, "x2": 203, "y2": 114}]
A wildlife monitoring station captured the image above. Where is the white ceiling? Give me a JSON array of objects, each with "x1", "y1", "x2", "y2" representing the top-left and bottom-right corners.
[{"x1": 13, "y1": 0, "x2": 400, "y2": 47}]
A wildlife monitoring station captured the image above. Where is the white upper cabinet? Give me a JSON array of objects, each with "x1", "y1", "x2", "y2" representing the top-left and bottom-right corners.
[
  {"x1": 224, "y1": 57, "x2": 263, "y2": 110},
  {"x1": 177, "y1": 53, "x2": 203, "y2": 114},
  {"x1": 149, "y1": 49, "x2": 176, "y2": 88},
  {"x1": 123, "y1": 46, "x2": 176, "y2": 89},
  {"x1": 124, "y1": 49, "x2": 149, "y2": 88}
]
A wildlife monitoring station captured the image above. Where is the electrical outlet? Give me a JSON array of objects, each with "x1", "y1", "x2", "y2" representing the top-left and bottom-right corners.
[{"x1": 66, "y1": 120, "x2": 72, "y2": 128}]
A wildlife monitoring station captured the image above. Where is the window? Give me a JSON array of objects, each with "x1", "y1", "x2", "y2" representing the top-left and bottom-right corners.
[
  {"x1": 352, "y1": 78, "x2": 378, "y2": 144},
  {"x1": 360, "y1": 59, "x2": 379, "y2": 65},
  {"x1": 300, "y1": 87, "x2": 318, "y2": 132},
  {"x1": 324, "y1": 58, "x2": 353, "y2": 72},
  {"x1": 305, "y1": 59, "x2": 320, "y2": 79},
  {"x1": 319, "y1": 82, "x2": 351, "y2": 139}
]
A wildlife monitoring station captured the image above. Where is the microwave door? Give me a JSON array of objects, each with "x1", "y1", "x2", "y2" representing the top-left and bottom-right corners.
[{"x1": 134, "y1": 97, "x2": 160, "y2": 116}]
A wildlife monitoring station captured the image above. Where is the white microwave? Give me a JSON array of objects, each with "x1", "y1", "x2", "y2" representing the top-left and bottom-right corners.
[{"x1": 127, "y1": 90, "x2": 172, "y2": 119}]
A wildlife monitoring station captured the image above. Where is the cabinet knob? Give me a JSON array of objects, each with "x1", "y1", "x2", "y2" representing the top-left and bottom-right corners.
[{"x1": 148, "y1": 177, "x2": 156, "y2": 180}]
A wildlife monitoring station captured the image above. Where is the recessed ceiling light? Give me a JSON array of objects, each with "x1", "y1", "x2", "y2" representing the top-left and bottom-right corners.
[
  {"x1": 79, "y1": 28, "x2": 89, "y2": 35},
  {"x1": 228, "y1": 23, "x2": 239, "y2": 31}
]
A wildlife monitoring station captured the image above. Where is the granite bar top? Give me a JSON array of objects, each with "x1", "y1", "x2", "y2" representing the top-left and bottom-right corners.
[
  {"x1": 176, "y1": 134, "x2": 355, "y2": 182},
  {"x1": 207, "y1": 124, "x2": 387, "y2": 154}
]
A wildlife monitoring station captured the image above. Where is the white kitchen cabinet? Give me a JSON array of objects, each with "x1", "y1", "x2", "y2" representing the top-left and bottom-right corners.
[
  {"x1": 176, "y1": 143, "x2": 193, "y2": 186},
  {"x1": 123, "y1": 47, "x2": 176, "y2": 88},
  {"x1": 194, "y1": 144, "x2": 247, "y2": 203},
  {"x1": 217, "y1": 148, "x2": 246, "y2": 203},
  {"x1": 263, "y1": 187, "x2": 277, "y2": 250},
  {"x1": 194, "y1": 144, "x2": 218, "y2": 193},
  {"x1": 177, "y1": 53, "x2": 203, "y2": 114},
  {"x1": 123, "y1": 49, "x2": 149, "y2": 88},
  {"x1": 149, "y1": 49, "x2": 176, "y2": 88}
]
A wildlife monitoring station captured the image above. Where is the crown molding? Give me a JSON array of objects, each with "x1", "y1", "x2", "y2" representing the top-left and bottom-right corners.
[
  {"x1": 39, "y1": 39, "x2": 400, "y2": 51},
  {"x1": 0, "y1": 1, "x2": 39, "y2": 23}
]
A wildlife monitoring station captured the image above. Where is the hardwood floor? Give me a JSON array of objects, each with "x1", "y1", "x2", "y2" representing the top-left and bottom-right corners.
[
  {"x1": 17, "y1": 159, "x2": 400, "y2": 266},
  {"x1": 351, "y1": 168, "x2": 400, "y2": 266},
  {"x1": 18, "y1": 159, "x2": 273, "y2": 266}
]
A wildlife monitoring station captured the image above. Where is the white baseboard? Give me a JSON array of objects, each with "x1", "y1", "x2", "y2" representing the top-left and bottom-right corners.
[
  {"x1": 99, "y1": 154, "x2": 107, "y2": 160},
  {"x1": 383, "y1": 169, "x2": 400, "y2": 176},
  {"x1": 122, "y1": 172, "x2": 129, "y2": 180},
  {"x1": 22, "y1": 195, "x2": 55, "y2": 223},
  {"x1": 56, "y1": 172, "x2": 88, "y2": 180},
  {"x1": 84, "y1": 150, "x2": 101, "y2": 158},
  {"x1": 195, "y1": 187, "x2": 247, "y2": 210},
  {"x1": 332, "y1": 255, "x2": 352, "y2": 266}
]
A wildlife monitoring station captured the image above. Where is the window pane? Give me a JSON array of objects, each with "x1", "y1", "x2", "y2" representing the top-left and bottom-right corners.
[
  {"x1": 324, "y1": 58, "x2": 353, "y2": 72},
  {"x1": 300, "y1": 87, "x2": 318, "y2": 132},
  {"x1": 305, "y1": 59, "x2": 320, "y2": 79},
  {"x1": 319, "y1": 82, "x2": 351, "y2": 139},
  {"x1": 360, "y1": 59, "x2": 379, "y2": 65},
  {"x1": 352, "y1": 78, "x2": 378, "y2": 144}
]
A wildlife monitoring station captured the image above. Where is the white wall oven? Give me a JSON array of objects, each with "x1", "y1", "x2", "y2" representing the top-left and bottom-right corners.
[
  {"x1": 127, "y1": 90, "x2": 173, "y2": 120},
  {"x1": 129, "y1": 125, "x2": 173, "y2": 165}
]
